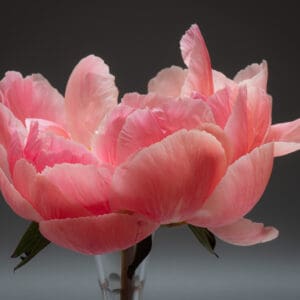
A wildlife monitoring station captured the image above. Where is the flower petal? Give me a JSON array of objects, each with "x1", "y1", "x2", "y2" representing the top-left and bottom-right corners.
[
  {"x1": 24, "y1": 121, "x2": 98, "y2": 172},
  {"x1": 148, "y1": 66, "x2": 187, "y2": 97},
  {"x1": 234, "y1": 61, "x2": 268, "y2": 91},
  {"x1": 0, "y1": 71, "x2": 65, "y2": 126},
  {"x1": 39, "y1": 213, "x2": 158, "y2": 255},
  {"x1": 116, "y1": 108, "x2": 165, "y2": 164},
  {"x1": 65, "y1": 55, "x2": 118, "y2": 147},
  {"x1": 0, "y1": 167, "x2": 41, "y2": 221},
  {"x1": 180, "y1": 24, "x2": 213, "y2": 97},
  {"x1": 0, "y1": 144, "x2": 11, "y2": 181},
  {"x1": 209, "y1": 218, "x2": 278, "y2": 246},
  {"x1": 188, "y1": 143, "x2": 274, "y2": 228},
  {"x1": 212, "y1": 70, "x2": 236, "y2": 92},
  {"x1": 32, "y1": 171, "x2": 93, "y2": 220},
  {"x1": 111, "y1": 129, "x2": 227, "y2": 224},
  {"x1": 93, "y1": 104, "x2": 135, "y2": 164},
  {"x1": 266, "y1": 119, "x2": 300, "y2": 156},
  {"x1": 38, "y1": 163, "x2": 112, "y2": 215},
  {"x1": 225, "y1": 86, "x2": 272, "y2": 161}
]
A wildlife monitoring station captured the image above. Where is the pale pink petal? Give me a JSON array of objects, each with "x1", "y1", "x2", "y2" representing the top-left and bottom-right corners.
[
  {"x1": 0, "y1": 102, "x2": 26, "y2": 150},
  {"x1": 0, "y1": 168, "x2": 41, "y2": 221},
  {"x1": 39, "y1": 163, "x2": 112, "y2": 215},
  {"x1": 40, "y1": 213, "x2": 158, "y2": 255},
  {"x1": 234, "y1": 61, "x2": 268, "y2": 91},
  {"x1": 13, "y1": 159, "x2": 36, "y2": 203},
  {"x1": 206, "y1": 87, "x2": 234, "y2": 128},
  {"x1": 148, "y1": 66, "x2": 187, "y2": 97},
  {"x1": 155, "y1": 97, "x2": 215, "y2": 133},
  {"x1": 121, "y1": 92, "x2": 172, "y2": 109},
  {"x1": 180, "y1": 24, "x2": 213, "y2": 97},
  {"x1": 212, "y1": 70, "x2": 236, "y2": 92},
  {"x1": 0, "y1": 71, "x2": 65, "y2": 126},
  {"x1": 0, "y1": 145, "x2": 11, "y2": 181},
  {"x1": 111, "y1": 129, "x2": 227, "y2": 224},
  {"x1": 24, "y1": 121, "x2": 98, "y2": 172},
  {"x1": 116, "y1": 109, "x2": 165, "y2": 164},
  {"x1": 31, "y1": 171, "x2": 93, "y2": 220},
  {"x1": 266, "y1": 119, "x2": 300, "y2": 156},
  {"x1": 188, "y1": 143, "x2": 274, "y2": 228},
  {"x1": 93, "y1": 104, "x2": 135, "y2": 164},
  {"x1": 209, "y1": 218, "x2": 279, "y2": 246},
  {"x1": 25, "y1": 118, "x2": 70, "y2": 139},
  {"x1": 65, "y1": 55, "x2": 118, "y2": 147},
  {"x1": 0, "y1": 103, "x2": 26, "y2": 172},
  {"x1": 225, "y1": 86, "x2": 272, "y2": 161}
]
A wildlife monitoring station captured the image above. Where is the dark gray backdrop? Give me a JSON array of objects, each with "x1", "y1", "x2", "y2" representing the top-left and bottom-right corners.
[{"x1": 0, "y1": 1, "x2": 299, "y2": 299}]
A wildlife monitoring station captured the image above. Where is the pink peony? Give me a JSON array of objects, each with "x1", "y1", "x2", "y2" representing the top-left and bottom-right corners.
[{"x1": 0, "y1": 25, "x2": 299, "y2": 255}]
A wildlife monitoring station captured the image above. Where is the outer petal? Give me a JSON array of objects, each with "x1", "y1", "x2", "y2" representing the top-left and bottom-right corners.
[
  {"x1": 0, "y1": 144, "x2": 11, "y2": 181},
  {"x1": 65, "y1": 55, "x2": 118, "y2": 147},
  {"x1": 148, "y1": 66, "x2": 187, "y2": 97},
  {"x1": 111, "y1": 129, "x2": 227, "y2": 224},
  {"x1": 234, "y1": 61, "x2": 268, "y2": 91},
  {"x1": 225, "y1": 86, "x2": 272, "y2": 161},
  {"x1": 0, "y1": 160, "x2": 41, "y2": 221},
  {"x1": 180, "y1": 24, "x2": 213, "y2": 97},
  {"x1": 24, "y1": 121, "x2": 98, "y2": 172},
  {"x1": 209, "y1": 218, "x2": 278, "y2": 246},
  {"x1": 38, "y1": 163, "x2": 112, "y2": 215},
  {"x1": 39, "y1": 213, "x2": 159, "y2": 255},
  {"x1": 0, "y1": 71, "x2": 65, "y2": 126},
  {"x1": 266, "y1": 119, "x2": 300, "y2": 156},
  {"x1": 188, "y1": 143, "x2": 274, "y2": 228}
]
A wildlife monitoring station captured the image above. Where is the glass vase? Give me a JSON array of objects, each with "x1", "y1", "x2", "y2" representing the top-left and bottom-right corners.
[{"x1": 95, "y1": 246, "x2": 150, "y2": 300}]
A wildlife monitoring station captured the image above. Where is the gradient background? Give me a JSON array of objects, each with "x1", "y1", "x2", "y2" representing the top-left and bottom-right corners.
[{"x1": 0, "y1": 1, "x2": 299, "y2": 299}]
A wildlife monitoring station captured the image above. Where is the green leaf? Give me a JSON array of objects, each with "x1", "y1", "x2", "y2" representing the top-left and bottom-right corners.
[
  {"x1": 188, "y1": 225, "x2": 218, "y2": 257},
  {"x1": 127, "y1": 235, "x2": 152, "y2": 279},
  {"x1": 11, "y1": 222, "x2": 50, "y2": 271}
]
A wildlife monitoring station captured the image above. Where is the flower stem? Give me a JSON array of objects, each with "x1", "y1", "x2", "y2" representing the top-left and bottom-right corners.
[{"x1": 121, "y1": 247, "x2": 135, "y2": 300}]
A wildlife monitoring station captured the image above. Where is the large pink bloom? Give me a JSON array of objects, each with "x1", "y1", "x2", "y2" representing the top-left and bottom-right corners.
[
  {"x1": 0, "y1": 56, "x2": 158, "y2": 254},
  {"x1": 0, "y1": 25, "x2": 299, "y2": 255}
]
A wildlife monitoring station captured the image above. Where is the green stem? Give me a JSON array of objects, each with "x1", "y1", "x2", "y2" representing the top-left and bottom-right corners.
[{"x1": 121, "y1": 247, "x2": 135, "y2": 300}]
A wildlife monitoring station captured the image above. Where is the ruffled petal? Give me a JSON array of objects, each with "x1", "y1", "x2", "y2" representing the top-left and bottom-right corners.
[
  {"x1": 0, "y1": 102, "x2": 26, "y2": 149},
  {"x1": 148, "y1": 66, "x2": 187, "y2": 97},
  {"x1": 39, "y1": 213, "x2": 159, "y2": 255},
  {"x1": 111, "y1": 129, "x2": 227, "y2": 224},
  {"x1": 206, "y1": 87, "x2": 235, "y2": 128},
  {"x1": 266, "y1": 119, "x2": 300, "y2": 156},
  {"x1": 116, "y1": 108, "x2": 164, "y2": 164},
  {"x1": 212, "y1": 70, "x2": 236, "y2": 92},
  {"x1": 24, "y1": 121, "x2": 98, "y2": 172},
  {"x1": 0, "y1": 71, "x2": 65, "y2": 126},
  {"x1": 225, "y1": 86, "x2": 272, "y2": 161},
  {"x1": 234, "y1": 61, "x2": 268, "y2": 91},
  {"x1": 65, "y1": 55, "x2": 118, "y2": 147},
  {"x1": 180, "y1": 24, "x2": 213, "y2": 97},
  {"x1": 93, "y1": 104, "x2": 135, "y2": 164},
  {"x1": 0, "y1": 167, "x2": 41, "y2": 221},
  {"x1": 38, "y1": 163, "x2": 112, "y2": 215},
  {"x1": 188, "y1": 143, "x2": 274, "y2": 228},
  {"x1": 209, "y1": 218, "x2": 278, "y2": 246}
]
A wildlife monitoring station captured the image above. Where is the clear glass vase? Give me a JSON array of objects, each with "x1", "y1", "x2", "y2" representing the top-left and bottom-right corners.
[{"x1": 95, "y1": 246, "x2": 150, "y2": 300}]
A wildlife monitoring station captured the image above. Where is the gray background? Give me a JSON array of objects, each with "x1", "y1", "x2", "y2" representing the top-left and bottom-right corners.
[{"x1": 0, "y1": 1, "x2": 300, "y2": 299}]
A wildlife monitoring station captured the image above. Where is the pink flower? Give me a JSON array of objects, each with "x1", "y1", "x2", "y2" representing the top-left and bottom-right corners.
[
  {"x1": 0, "y1": 56, "x2": 158, "y2": 254},
  {"x1": 0, "y1": 25, "x2": 299, "y2": 256}
]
